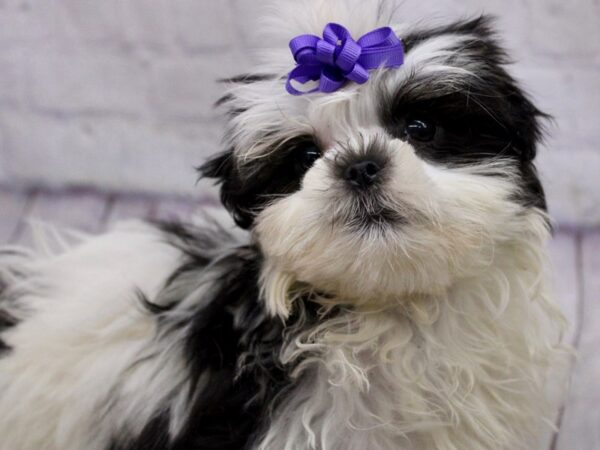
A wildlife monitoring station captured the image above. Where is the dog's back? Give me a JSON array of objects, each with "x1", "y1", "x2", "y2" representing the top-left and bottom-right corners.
[{"x1": 0, "y1": 218, "x2": 286, "y2": 450}]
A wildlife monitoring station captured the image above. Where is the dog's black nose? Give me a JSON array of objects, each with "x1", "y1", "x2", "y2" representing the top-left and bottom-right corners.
[{"x1": 344, "y1": 160, "x2": 381, "y2": 188}]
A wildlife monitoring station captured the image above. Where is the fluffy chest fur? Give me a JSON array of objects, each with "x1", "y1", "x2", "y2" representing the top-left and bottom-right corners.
[{"x1": 257, "y1": 233, "x2": 563, "y2": 450}]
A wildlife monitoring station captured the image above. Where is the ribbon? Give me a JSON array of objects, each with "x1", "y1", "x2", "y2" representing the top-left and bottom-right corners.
[{"x1": 286, "y1": 23, "x2": 404, "y2": 95}]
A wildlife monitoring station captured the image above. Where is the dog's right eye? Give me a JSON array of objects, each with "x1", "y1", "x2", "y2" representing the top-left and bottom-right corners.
[{"x1": 293, "y1": 143, "x2": 321, "y2": 174}]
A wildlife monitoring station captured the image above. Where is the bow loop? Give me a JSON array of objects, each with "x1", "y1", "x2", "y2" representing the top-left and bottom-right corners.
[
  {"x1": 286, "y1": 22, "x2": 404, "y2": 95},
  {"x1": 335, "y1": 38, "x2": 362, "y2": 73},
  {"x1": 322, "y1": 23, "x2": 352, "y2": 46},
  {"x1": 315, "y1": 39, "x2": 337, "y2": 66},
  {"x1": 290, "y1": 35, "x2": 320, "y2": 64},
  {"x1": 357, "y1": 27, "x2": 399, "y2": 48}
]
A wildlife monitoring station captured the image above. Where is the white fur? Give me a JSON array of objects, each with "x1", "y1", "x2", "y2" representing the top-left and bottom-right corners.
[
  {"x1": 0, "y1": 223, "x2": 184, "y2": 450},
  {"x1": 256, "y1": 211, "x2": 565, "y2": 450},
  {"x1": 0, "y1": 209, "x2": 249, "y2": 450},
  {"x1": 0, "y1": 1, "x2": 568, "y2": 449}
]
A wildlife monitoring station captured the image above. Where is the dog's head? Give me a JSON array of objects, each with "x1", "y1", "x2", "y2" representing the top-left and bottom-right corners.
[{"x1": 200, "y1": 0, "x2": 547, "y2": 313}]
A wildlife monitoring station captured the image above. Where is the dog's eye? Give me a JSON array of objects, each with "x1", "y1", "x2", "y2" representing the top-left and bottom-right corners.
[
  {"x1": 293, "y1": 143, "x2": 321, "y2": 174},
  {"x1": 405, "y1": 118, "x2": 436, "y2": 142}
]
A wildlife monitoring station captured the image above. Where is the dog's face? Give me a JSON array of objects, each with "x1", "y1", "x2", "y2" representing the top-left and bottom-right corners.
[{"x1": 201, "y1": 1, "x2": 546, "y2": 307}]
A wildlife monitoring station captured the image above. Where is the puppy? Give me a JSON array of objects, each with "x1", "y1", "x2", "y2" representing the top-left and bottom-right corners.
[{"x1": 0, "y1": 1, "x2": 566, "y2": 449}]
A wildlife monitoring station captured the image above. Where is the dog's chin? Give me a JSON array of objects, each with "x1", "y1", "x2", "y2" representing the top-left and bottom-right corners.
[{"x1": 255, "y1": 199, "x2": 472, "y2": 313}]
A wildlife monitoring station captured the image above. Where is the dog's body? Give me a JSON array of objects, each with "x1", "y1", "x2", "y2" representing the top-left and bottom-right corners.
[{"x1": 0, "y1": 1, "x2": 565, "y2": 449}]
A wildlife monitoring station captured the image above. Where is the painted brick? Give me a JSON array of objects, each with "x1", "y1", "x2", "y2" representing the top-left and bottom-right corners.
[
  {"x1": 171, "y1": 0, "x2": 235, "y2": 52},
  {"x1": 0, "y1": 54, "x2": 22, "y2": 105},
  {"x1": 538, "y1": 149, "x2": 600, "y2": 227},
  {"x1": 0, "y1": 112, "x2": 220, "y2": 196},
  {"x1": 528, "y1": 0, "x2": 600, "y2": 64},
  {"x1": 52, "y1": 0, "x2": 125, "y2": 47},
  {"x1": 149, "y1": 56, "x2": 238, "y2": 120},
  {"x1": 121, "y1": 0, "x2": 173, "y2": 51},
  {"x1": 0, "y1": 0, "x2": 56, "y2": 44},
  {"x1": 231, "y1": 0, "x2": 268, "y2": 50},
  {"x1": 0, "y1": 124, "x2": 7, "y2": 182},
  {"x1": 52, "y1": 0, "x2": 174, "y2": 51},
  {"x1": 25, "y1": 53, "x2": 148, "y2": 115},
  {"x1": 1, "y1": 0, "x2": 170, "y2": 52},
  {"x1": 514, "y1": 66, "x2": 600, "y2": 150}
]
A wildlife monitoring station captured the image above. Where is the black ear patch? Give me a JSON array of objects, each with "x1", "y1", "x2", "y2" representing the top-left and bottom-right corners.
[
  {"x1": 198, "y1": 149, "x2": 256, "y2": 229},
  {"x1": 199, "y1": 136, "x2": 320, "y2": 229},
  {"x1": 388, "y1": 15, "x2": 549, "y2": 211}
]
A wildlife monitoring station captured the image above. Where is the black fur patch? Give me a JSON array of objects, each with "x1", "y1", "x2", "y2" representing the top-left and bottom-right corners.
[
  {"x1": 0, "y1": 274, "x2": 20, "y2": 356},
  {"x1": 381, "y1": 16, "x2": 548, "y2": 210},
  {"x1": 218, "y1": 73, "x2": 275, "y2": 85},
  {"x1": 402, "y1": 15, "x2": 501, "y2": 52},
  {"x1": 110, "y1": 222, "x2": 320, "y2": 450},
  {"x1": 198, "y1": 136, "x2": 320, "y2": 229},
  {"x1": 0, "y1": 310, "x2": 17, "y2": 355}
]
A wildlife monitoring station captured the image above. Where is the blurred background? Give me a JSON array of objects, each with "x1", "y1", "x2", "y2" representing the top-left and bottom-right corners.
[
  {"x1": 0, "y1": 0, "x2": 598, "y2": 226},
  {"x1": 0, "y1": 1, "x2": 598, "y2": 449}
]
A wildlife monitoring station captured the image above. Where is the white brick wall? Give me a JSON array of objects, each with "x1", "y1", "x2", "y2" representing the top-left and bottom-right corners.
[{"x1": 0, "y1": 0, "x2": 598, "y2": 226}]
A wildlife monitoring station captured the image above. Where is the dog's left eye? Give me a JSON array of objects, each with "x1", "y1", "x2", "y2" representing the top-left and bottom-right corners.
[
  {"x1": 293, "y1": 143, "x2": 321, "y2": 174},
  {"x1": 404, "y1": 118, "x2": 437, "y2": 142}
]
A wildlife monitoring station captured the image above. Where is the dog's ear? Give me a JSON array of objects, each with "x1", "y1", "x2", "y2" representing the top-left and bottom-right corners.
[{"x1": 197, "y1": 149, "x2": 255, "y2": 229}]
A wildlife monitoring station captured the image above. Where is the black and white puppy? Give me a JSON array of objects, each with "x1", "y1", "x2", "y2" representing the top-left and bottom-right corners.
[{"x1": 0, "y1": 1, "x2": 566, "y2": 449}]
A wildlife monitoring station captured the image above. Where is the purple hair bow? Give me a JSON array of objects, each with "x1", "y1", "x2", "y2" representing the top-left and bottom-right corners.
[{"x1": 286, "y1": 23, "x2": 404, "y2": 96}]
